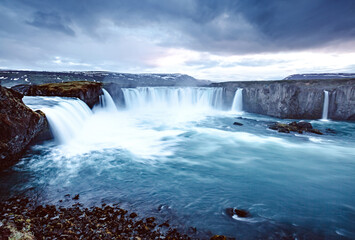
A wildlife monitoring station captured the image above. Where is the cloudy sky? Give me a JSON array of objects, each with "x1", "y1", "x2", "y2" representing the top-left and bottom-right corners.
[{"x1": 0, "y1": 0, "x2": 355, "y2": 81}]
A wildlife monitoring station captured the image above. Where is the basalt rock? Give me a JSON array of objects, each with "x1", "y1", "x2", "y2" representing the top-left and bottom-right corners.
[
  {"x1": 269, "y1": 121, "x2": 323, "y2": 135},
  {"x1": 12, "y1": 81, "x2": 103, "y2": 108},
  {"x1": 225, "y1": 208, "x2": 250, "y2": 218},
  {"x1": 0, "y1": 197, "x2": 193, "y2": 240},
  {"x1": 0, "y1": 86, "x2": 49, "y2": 170},
  {"x1": 212, "y1": 79, "x2": 355, "y2": 120}
]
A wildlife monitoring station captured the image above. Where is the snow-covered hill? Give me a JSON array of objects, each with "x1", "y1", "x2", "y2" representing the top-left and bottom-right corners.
[
  {"x1": 284, "y1": 73, "x2": 355, "y2": 80},
  {"x1": 0, "y1": 70, "x2": 211, "y2": 87}
]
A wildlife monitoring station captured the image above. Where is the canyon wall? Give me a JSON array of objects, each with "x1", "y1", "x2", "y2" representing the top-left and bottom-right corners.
[{"x1": 212, "y1": 79, "x2": 355, "y2": 121}]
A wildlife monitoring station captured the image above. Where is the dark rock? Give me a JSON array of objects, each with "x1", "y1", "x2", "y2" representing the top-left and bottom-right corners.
[
  {"x1": 12, "y1": 81, "x2": 103, "y2": 108},
  {"x1": 278, "y1": 128, "x2": 290, "y2": 133},
  {"x1": 129, "y1": 212, "x2": 137, "y2": 218},
  {"x1": 72, "y1": 194, "x2": 80, "y2": 200},
  {"x1": 296, "y1": 121, "x2": 313, "y2": 130},
  {"x1": 159, "y1": 221, "x2": 170, "y2": 228},
  {"x1": 210, "y1": 235, "x2": 227, "y2": 240},
  {"x1": 234, "y1": 209, "x2": 249, "y2": 218},
  {"x1": 0, "y1": 86, "x2": 48, "y2": 170},
  {"x1": 233, "y1": 122, "x2": 243, "y2": 126},
  {"x1": 225, "y1": 208, "x2": 250, "y2": 218},
  {"x1": 308, "y1": 129, "x2": 323, "y2": 135},
  {"x1": 212, "y1": 78, "x2": 355, "y2": 120},
  {"x1": 269, "y1": 122, "x2": 323, "y2": 135}
]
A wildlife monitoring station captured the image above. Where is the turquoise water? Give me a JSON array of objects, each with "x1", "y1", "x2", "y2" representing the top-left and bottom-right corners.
[{"x1": 1, "y1": 92, "x2": 355, "y2": 239}]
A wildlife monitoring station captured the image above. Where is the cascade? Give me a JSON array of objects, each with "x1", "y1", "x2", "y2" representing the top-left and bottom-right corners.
[
  {"x1": 322, "y1": 90, "x2": 329, "y2": 120},
  {"x1": 231, "y1": 88, "x2": 243, "y2": 112},
  {"x1": 24, "y1": 96, "x2": 92, "y2": 144},
  {"x1": 98, "y1": 89, "x2": 117, "y2": 111},
  {"x1": 121, "y1": 87, "x2": 224, "y2": 110}
]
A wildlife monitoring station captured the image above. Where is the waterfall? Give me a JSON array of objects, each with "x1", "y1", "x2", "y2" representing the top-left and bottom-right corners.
[
  {"x1": 322, "y1": 90, "x2": 329, "y2": 120},
  {"x1": 24, "y1": 96, "x2": 93, "y2": 144},
  {"x1": 98, "y1": 89, "x2": 117, "y2": 111},
  {"x1": 231, "y1": 88, "x2": 243, "y2": 112},
  {"x1": 121, "y1": 87, "x2": 224, "y2": 110}
]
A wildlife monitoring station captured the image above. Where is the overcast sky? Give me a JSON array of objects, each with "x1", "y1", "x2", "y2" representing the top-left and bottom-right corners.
[{"x1": 0, "y1": 0, "x2": 355, "y2": 81}]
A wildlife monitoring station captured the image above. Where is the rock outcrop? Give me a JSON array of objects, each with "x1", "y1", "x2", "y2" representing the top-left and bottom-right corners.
[
  {"x1": 212, "y1": 79, "x2": 355, "y2": 121},
  {"x1": 269, "y1": 121, "x2": 323, "y2": 134},
  {"x1": 0, "y1": 86, "x2": 48, "y2": 170},
  {"x1": 12, "y1": 81, "x2": 103, "y2": 108}
]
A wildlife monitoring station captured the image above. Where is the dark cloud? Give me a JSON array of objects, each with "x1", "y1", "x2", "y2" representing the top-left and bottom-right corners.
[
  {"x1": 1, "y1": 0, "x2": 355, "y2": 53},
  {"x1": 0, "y1": 0, "x2": 355, "y2": 77},
  {"x1": 26, "y1": 11, "x2": 75, "y2": 36}
]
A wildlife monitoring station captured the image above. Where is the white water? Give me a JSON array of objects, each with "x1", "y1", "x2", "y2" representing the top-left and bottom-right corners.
[
  {"x1": 98, "y1": 89, "x2": 117, "y2": 112},
  {"x1": 24, "y1": 88, "x2": 225, "y2": 158},
  {"x1": 322, "y1": 90, "x2": 329, "y2": 120},
  {"x1": 24, "y1": 96, "x2": 93, "y2": 144},
  {"x1": 231, "y1": 88, "x2": 243, "y2": 112},
  {"x1": 122, "y1": 87, "x2": 224, "y2": 111}
]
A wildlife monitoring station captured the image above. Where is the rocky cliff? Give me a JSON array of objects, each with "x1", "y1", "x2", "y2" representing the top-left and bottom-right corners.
[
  {"x1": 12, "y1": 81, "x2": 103, "y2": 108},
  {"x1": 212, "y1": 79, "x2": 355, "y2": 121},
  {"x1": 0, "y1": 86, "x2": 48, "y2": 169}
]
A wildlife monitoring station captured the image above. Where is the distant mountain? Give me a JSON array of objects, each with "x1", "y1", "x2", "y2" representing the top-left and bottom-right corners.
[
  {"x1": 284, "y1": 73, "x2": 355, "y2": 80},
  {"x1": 0, "y1": 70, "x2": 211, "y2": 87}
]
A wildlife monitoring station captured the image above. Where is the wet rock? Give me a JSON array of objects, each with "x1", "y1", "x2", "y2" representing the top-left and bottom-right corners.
[
  {"x1": 129, "y1": 212, "x2": 138, "y2": 218},
  {"x1": 12, "y1": 81, "x2": 103, "y2": 108},
  {"x1": 0, "y1": 86, "x2": 48, "y2": 170},
  {"x1": 307, "y1": 129, "x2": 323, "y2": 135},
  {"x1": 269, "y1": 121, "x2": 323, "y2": 135},
  {"x1": 72, "y1": 194, "x2": 80, "y2": 200},
  {"x1": 225, "y1": 208, "x2": 250, "y2": 218},
  {"x1": 233, "y1": 122, "x2": 243, "y2": 126},
  {"x1": 234, "y1": 209, "x2": 249, "y2": 218},
  {"x1": 0, "y1": 197, "x2": 193, "y2": 239},
  {"x1": 210, "y1": 235, "x2": 227, "y2": 240}
]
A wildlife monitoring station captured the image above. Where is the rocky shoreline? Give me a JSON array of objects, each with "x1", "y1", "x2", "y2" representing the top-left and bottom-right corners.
[{"x1": 0, "y1": 197, "x2": 231, "y2": 240}]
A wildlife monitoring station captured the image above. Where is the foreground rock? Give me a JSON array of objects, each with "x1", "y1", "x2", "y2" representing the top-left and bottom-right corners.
[
  {"x1": 0, "y1": 197, "x2": 191, "y2": 240},
  {"x1": 12, "y1": 81, "x2": 103, "y2": 108},
  {"x1": 269, "y1": 121, "x2": 323, "y2": 134},
  {"x1": 0, "y1": 86, "x2": 48, "y2": 170}
]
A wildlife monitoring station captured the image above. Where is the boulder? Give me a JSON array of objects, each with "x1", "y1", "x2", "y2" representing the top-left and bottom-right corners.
[
  {"x1": 269, "y1": 121, "x2": 323, "y2": 135},
  {"x1": 0, "y1": 86, "x2": 48, "y2": 170},
  {"x1": 12, "y1": 81, "x2": 103, "y2": 108},
  {"x1": 233, "y1": 122, "x2": 243, "y2": 126},
  {"x1": 225, "y1": 208, "x2": 250, "y2": 218}
]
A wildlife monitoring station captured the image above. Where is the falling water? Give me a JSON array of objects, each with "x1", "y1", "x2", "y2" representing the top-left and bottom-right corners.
[
  {"x1": 98, "y1": 89, "x2": 117, "y2": 112},
  {"x1": 322, "y1": 90, "x2": 329, "y2": 120},
  {"x1": 24, "y1": 96, "x2": 93, "y2": 144},
  {"x1": 231, "y1": 88, "x2": 243, "y2": 112},
  {"x1": 122, "y1": 87, "x2": 224, "y2": 110}
]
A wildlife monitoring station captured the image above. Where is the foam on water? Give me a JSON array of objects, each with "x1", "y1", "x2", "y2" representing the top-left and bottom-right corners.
[{"x1": 19, "y1": 87, "x2": 355, "y2": 239}]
